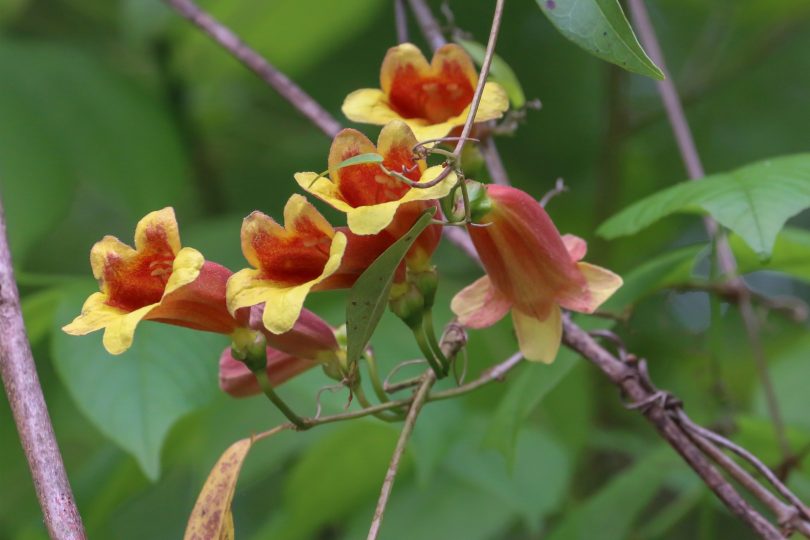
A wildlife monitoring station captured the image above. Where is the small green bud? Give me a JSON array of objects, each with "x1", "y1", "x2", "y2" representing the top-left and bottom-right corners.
[
  {"x1": 389, "y1": 282, "x2": 425, "y2": 330},
  {"x1": 466, "y1": 181, "x2": 494, "y2": 223},
  {"x1": 410, "y1": 266, "x2": 439, "y2": 309},
  {"x1": 230, "y1": 328, "x2": 267, "y2": 373}
]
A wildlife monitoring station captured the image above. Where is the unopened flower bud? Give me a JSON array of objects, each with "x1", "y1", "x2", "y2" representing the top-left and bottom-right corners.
[
  {"x1": 389, "y1": 282, "x2": 425, "y2": 330},
  {"x1": 410, "y1": 266, "x2": 439, "y2": 309},
  {"x1": 230, "y1": 328, "x2": 267, "y2": 373}
]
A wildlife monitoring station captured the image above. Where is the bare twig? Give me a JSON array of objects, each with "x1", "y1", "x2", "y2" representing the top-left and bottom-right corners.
[
  {"x1": 163, "y1": 0, "x2": 341, "y2": 138},
  {"x1": 539, "y1": 178, "x2": 568, "y2": 207},
  {"x1": 626, "y1": 0, "x2": 791, "y2": 462},
  {"x1": 395, "y1": 0, "x2": 409, "y2": 43},
  {"x1": 168, "y1": 1, "x2": 810, "y2": 536},
  {"x1": 678, "y1": 412, "x2": 810, "y2": 521},
  {"x1": 562, "y1": 320, "x2": 784, "y2": 539},
  {"x1": 406, "y1": 0, "x2": 506, "y2": 190},
  {"x1": 0, "y1": 198, "x2": 86, "y2": 540},
  {"x1": 407, "y1": 0, "x2": 447, "y2": 50},
  {"x1": 367, "y1": 372, "x2": 436, "y2": 540},
  {"x1": 683, "y1": 427, "x2": 810, "y2": 536},
  {"x1": 479, "y1": 136, "x2": 510, "y2": 185}
]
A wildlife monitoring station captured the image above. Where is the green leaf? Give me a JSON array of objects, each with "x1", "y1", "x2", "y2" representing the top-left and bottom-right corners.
[
  {"x1": 598, "y1": 154, "x2": 810, "y2": 257},
  {"x1": 546, "y1": 447, "x2": 682, "y2": 540},
  {"x1": 334, "y1": 152, "x2": 384, "y2": 170},
  {"x1": 535, "y1": 0, "x2": 664, "y2": 80},
  {"x1": 753, "y1": 333, "x2": 810, "y2": 433},
  {"x1": 733, "y1": 227, "x2": 810, "y2": 284},
  {"x1": 51, "y1": 282, "x2": 225, "y2": 480},
  {"x1": 342, "y1": 471, "x2": 516, "y2": 540},
  {"x1": 22, "y1": 288, "x2": 67, "y2": 346},
  {"x1": 604, "y1": 245, "x2": 704, "y2": 310},
  {"x1": 455, "y1": 39, "x2": 526, "y2": 108},
  {"x1": 0, "y1": 40, "x2": 195, "y2": 261},
  {"x1": 345, "y1": 208, "x2": 436, "y2": 366},
  {"x1": 482, "y1": 350, "x2": 577, "y2": 464},
  {"x1": 176, "y1": 0, "x2": 385, "y2": 79},
  {"x1": 449, "y1": 427, "x2": 570, "y2": 530},
  {"x1": 260, "y1": 421, "x2": 402, "y2": 540}
]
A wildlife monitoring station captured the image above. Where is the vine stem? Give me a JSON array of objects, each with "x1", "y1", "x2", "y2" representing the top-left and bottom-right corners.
[
  {"x1": 625, "y1": 0, "x2": 791, "y2": 463},
  {"x1": 163, "y1": 1, "x2": 810, "y2": 536},
  {"x1": 163, "y1": 0, "x2": 341, "y2": 138},
  {"x1": 366, "y1": 372, "x2": 435, "y2": 540},
  {"x1": 0, "y1": 197, "x2": 87, "y2": 540},
  {"x1": 395, "y1": 0, "x2": 409, "y2": 44}
]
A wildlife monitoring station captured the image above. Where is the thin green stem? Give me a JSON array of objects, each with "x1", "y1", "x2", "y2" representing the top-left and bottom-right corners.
[
  {"x1": 363, "y1": 351, "x2": 391, "y2": 405},
  {"x1": 412, "y1": 324, "x2": 445, "y2": 378},
  {"x1": 353, "y1": 383, "x2": 404, "y2": 422},
  {"x1": 421, "y1": 310, "x2": 449, "y2": 374},
  {"x1": 253, "y1": 370, "x2": 308, "y2": 430}
]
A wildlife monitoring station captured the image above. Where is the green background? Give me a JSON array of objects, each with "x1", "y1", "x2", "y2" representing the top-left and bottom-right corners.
[{"x1": 2, "y1": 0, "x2": 810, "y2": 538}]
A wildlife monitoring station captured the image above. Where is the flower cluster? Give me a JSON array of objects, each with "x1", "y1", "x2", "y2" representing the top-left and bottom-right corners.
[{"x1": 64, "y1": 42, "x2": 620, "y2": 399}]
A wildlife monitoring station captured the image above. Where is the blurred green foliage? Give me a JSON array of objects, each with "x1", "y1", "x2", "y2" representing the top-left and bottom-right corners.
[{"x1": 2, "y1": 0, "x2": 810, "y2": 539}]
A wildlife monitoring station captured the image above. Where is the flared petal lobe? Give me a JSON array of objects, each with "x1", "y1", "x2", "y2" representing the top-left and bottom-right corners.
[
  {"x1": 226, "y1": 195, "x2": 347, "y2": 335},
  {"x1": 63, "y1": 208, "x2": 237, "y2": 354},
  {"x1": 342, "y1": 43, "x2": 509, "y2": 141}
]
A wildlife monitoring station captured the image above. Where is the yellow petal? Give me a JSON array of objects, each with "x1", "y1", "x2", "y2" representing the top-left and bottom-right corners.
[
  {"x1": 474, "y1": 81, "x2": 510, "y2": 123},
  {"x1": 328, "y1": 128, "x2": 378, "y2": 177},
  {"x1": 575, "y1": 262, "x2": 623, "y2": 313},
  {"x1": 432, "y1": 43, "x2": 479, "y2": 88},
  {"x1": 164, "y1": 247, "x2": 204, "y2": 296},
  {"x1": 225, "y1": 268, "x2": 266, "y2": 315},
  {"x1": 62, "y1": 292, "x2": 125, "y2": 336},
  {"x1": 89, "y1": 236, "x2": 136, "y2": 284},
  {"x1": 134, "y1": 207, "x2": 181, "y2": 255},
  {"x1": 284, "y1": 193, "x2": 335, "y2": 237},
  {"x1": 512, "y1": 305, "x2": 562, "y2": 364},
  {"x1": 342, "y1": 88, "x2": 402, "y2": 127},
  {"x1": 261, "y1": 231, "x2": 347, "y2": 334},
  {"x1": 345, "y1": 165, "x2": 457, "y2": 235},
  {"x1": 101, "y1": 303, "x2": 157, "y2": 355},
  {"x1": 240, "y1": 211, "x2": 285, "y2": 269},
  {"x1": 380, "y1": 43, "x2": 431, "y2": 93},
  {"x1": 451, "y1": 275, "x2": 511, "y2": 329},
  {"x1": 376, "y1": 120, "x2": 426, "y2": 173},
  {"x1": 227, "y1": 233, "x2": 347, "y2": 334},
  {"x1": 295, "y1": 172, "x2": 355, "y2": 214}
]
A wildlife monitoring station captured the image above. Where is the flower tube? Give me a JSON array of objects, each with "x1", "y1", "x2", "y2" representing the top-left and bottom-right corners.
[{"x1": 451, "y1": 184, "x2": 623, "y2": 363}]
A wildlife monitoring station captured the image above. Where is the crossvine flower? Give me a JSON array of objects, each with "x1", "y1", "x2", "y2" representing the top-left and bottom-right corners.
[
  {"x1": 226, "y1": 194, "x2": 348, "y2": 335},
  {"x1": 294, "y1": 121, "x2": 448, "y2": 270},
  {"x1": 451, "y1": 184, "x2": 623, "y2": 363},
  {"x1": 62, "y1": 208, "x2": 236, "y2": 355},
  {"x1": 342, "y1": 43, "x2": 509, "y2": 142}
]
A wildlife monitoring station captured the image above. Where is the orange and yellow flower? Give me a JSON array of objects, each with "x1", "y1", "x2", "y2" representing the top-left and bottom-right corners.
[
  {"x1": 451, "y1": 184, "x2": 623, "y2": 363},
  {"x1": 226, "y1": 195, "x2": 348, "y2": 335},
  {"x1": 62, "y1": 208, "x2": 236, "y2": 355},
  {"x1": 342, "y1": 43, "x2": 509, "y2": 142},
  {"x1": 295, "y1": 120, "x2": 454, "y2": 247}
]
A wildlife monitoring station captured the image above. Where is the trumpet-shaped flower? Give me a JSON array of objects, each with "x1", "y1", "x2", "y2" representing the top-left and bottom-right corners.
[
  {"x1": 451, "y1": 185, "x2": 623, "y2": 363},
  {"x1": 342, "y1": 43, "x2": 509, "y2": 142},
  {"x1": 227, "y1": 195, "x2": 348, "y2": 335},
  {"x1": 219, "y1": 346, "x2": 319, "y2": 398},
  {"x1": 63, "y1": 208, "x2": 237, "y2": 355},
  {"x1": 295, "y1": 121, "x2": 454, "y2": 246}
]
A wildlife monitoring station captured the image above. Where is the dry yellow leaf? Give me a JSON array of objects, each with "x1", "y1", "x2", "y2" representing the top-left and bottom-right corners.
[{"x1": 184, "y1": 438, "x2": 253, "y2": 540}]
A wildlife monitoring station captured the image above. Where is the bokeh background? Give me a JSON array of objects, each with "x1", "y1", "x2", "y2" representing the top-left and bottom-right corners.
[{"x1": 2, "y1": 0, "x2": 810, "y2": 538}]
